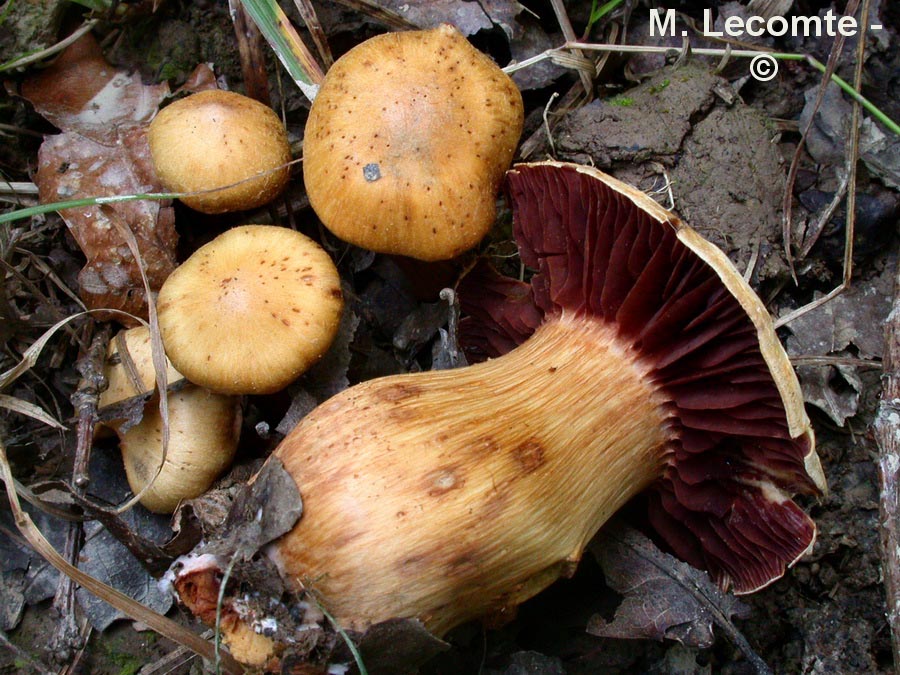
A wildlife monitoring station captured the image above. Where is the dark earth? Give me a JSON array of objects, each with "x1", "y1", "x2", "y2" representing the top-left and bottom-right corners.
[{"x1": 1, "y1": 0, "x2": 899, "y2": 674}]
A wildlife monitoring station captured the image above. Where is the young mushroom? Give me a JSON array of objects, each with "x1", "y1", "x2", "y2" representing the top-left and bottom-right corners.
[
  {"x1": 101, "y1": 326, "x2": 240, "y2": 514},
  {"x1": 98, "y1": 325, "x2": 184, "y2": 427},
  {"x1": 156, "y1": 225, "x2": 343, "y2": 395},
  {"x1": 176, "y1": 162, "x2": 826, "y2": 649},
  {"x1": 148, "y1": 90, "x2": 292, "y2": 214},
  {"x1": 120, "y1": 385, "x2": 241, "y2": 514},
  {"x1": 302, "y1": 24, "x2": 524, "y2": 261}
]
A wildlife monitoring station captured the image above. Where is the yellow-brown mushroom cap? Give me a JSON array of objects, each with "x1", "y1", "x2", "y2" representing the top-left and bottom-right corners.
[
  {"x1": 302, "y1": 24, "x2": 524, "y2": 261},
  {"x1": 120, "y1": 385, "x2": 241, "y2": 513},
  {"x1": 148, "y1": 90, "x2": 291, "y2": 214},
  {"x1": 100, "y1": 325, "x2": 184, "y2": 411},
  {"x1": 157, "y1": 225, "x2": 343, "y2": 395}
]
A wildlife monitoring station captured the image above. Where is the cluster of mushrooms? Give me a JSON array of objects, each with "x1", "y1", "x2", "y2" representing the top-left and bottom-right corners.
[{"x1": 102, "y1": 23, "x2": 826, "y2": 671}]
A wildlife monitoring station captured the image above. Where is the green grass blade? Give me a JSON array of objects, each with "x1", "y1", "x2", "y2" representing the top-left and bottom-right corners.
[
  {"x1": 590, "y1": 0, "x2": 624, "y2": 24},
  {"x1": 0, "y1": 193, "x2": 174, "y2": 226},
  {"x1": 237, "y1": 0, "x2": 325, "y2": 101}
]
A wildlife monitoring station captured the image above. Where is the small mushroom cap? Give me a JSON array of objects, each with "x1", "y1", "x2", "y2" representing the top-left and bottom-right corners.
[
  {"x1": 100, "y1": 326, "x2": 184, "y2": 411},
  {"x1": 157, "y1": 225, "x2": 344, "y2": 395},
  {"x1": 148, "y1": 90, "x2": 291, "y2": 214},
  {"x1": 303, "y1": 24, "x2": 524, "y2": 261},
  {"x1": 120, "y1": 385, "x2": 240, "y2": 513}
]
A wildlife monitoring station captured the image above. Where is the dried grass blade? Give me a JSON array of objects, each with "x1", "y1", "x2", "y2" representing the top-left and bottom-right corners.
[
  {"x1": 550, "y1": 0, "x2": 594, "y2": 96},
  {"x1": 0, "y1": 394, "x2": 65, "y2": 429},
  {"x1": 0, "y1": 312, "x2": 99, "y2": 389},
  {"x1": 329, "y1": 0, "x2": 415, "y2": 30},
  {"x1": 291, "y1": 0, "x2": 334, "y2": 68},
  {"x1": 105, "y1": 211, "x2": 171, "y2": 516}
]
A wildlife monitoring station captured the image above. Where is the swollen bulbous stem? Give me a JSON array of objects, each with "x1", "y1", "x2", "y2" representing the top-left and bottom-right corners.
[{"x1": 270, "y1": 313, "x2": 672, "y2": 636}]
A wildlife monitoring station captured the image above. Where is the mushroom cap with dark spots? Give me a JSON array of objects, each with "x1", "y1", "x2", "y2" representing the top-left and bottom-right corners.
[
  {"x1": 459, "y1": 161, "x2": 826, "y2": 594},
  {"x1": 157, "y1": 225, "x2": 344, "y2": 395},
  {"x1": 302, "y1": 24, "x2": 524, "y2": 261},
  {"x1": 149, "y1": 90, "x2": 291, "y2": 214}
]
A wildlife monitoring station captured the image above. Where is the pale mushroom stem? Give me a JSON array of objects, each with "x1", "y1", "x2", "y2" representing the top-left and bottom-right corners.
[{"x1": 271, "y1": 312, "x2": 674, "y2": 636}]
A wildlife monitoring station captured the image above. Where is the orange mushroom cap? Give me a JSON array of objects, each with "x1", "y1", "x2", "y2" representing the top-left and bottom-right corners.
[
  {"x1": 149, "y1": 90, "x2": 291, "y2": 214},
  {"x1": 303, "y1": 25, "x2": 524, "y2": 261}
]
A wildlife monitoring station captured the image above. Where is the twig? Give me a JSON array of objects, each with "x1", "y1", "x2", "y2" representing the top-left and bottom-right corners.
[
  {"x1": 49, "y1": 323, "x2": 110, "y2": 661},
  {"x1": 72, "y1": 324, "x2": 111, "y2": 489},
  {"x1": 875, "y1": 252, "x2": 900, "y2": 672},
  {"x1": 0, "y1": 19, "x2": 98, "y2": 72},
  {"x1": 774, "y1": 0, "x2": 869, "y2": 328},
  {"x1": 781, "y1": 0, "x2": 859, "y2": 280},
  {"x1": 797, "y1": 174, "x2": 850, "y2": 260}
]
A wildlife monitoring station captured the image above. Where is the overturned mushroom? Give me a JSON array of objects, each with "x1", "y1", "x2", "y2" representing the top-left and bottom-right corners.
[
  {"x1": 121, "y1": 385, "x2": 241, "y2": 513},
  {"x1": 302, "y1": 24, "x2": 524, "y2": 261},
  {"x1": 176, "y1": 162, "x2": 826, "y2": 648}
]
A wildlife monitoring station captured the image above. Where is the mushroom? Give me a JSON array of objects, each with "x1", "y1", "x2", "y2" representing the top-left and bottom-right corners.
[
  {"x1": 120, "y1": 385, "x2": 241, "y2": 513},
  {"x1": 177, "y1": 162, "x2": 826, "y2": 646},
  {"x1": 166, "y1": 554, "x2": 278, "y2": 668},
  {"x1": 148, "y1": 90, "x2": 292, "y2": 214},
  {"x1": 99, "y1": 325, "x2": 184, "y2": 417},
  {"x1": 101, "y1": 326, "x2": 240, "y2": 513},
  {"x1": 302, "y1": 24, "x2": 524, "y2": 261},
  {"x1": 156, "y1": 225, "x2": 343, "y2": 395}
]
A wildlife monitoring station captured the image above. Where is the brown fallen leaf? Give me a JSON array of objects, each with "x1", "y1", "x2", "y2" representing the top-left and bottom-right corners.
[
  {"x1": 21, "y1": 33, "x2": 178, "y2": 322},
  {"x1": 588, "y1": 521, "x2": 750, "y2": 649},
  {"x1": 785, "y1": 271, "x2": 893, "y2": 425}
]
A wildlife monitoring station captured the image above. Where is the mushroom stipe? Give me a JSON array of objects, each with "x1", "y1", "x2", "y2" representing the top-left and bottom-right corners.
[{"x1": 172, "y1": 162, "x2": 826, "y2": 661}]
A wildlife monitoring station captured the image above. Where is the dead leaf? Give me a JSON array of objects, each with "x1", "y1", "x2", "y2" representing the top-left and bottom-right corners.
[
  {"x1": 799, "y1": 82, "x2": 900, "y2": 190},
  {"x1": 785, "y1": 269, "x2": 894, "y2": 425},
  {"x1": 393, "y1": 300, "x2": 447, "y2": 353},
  {"x1": 329, "y1": 617, "x2": 449, "y2": 673},
  {"x1": 76, "y1": 521, "x2": 173, "y2": 631},
  {"x1": 277, "y1": 298, "x2": 359, "y2": 435},
  {"x1": 304, "y1": 288, "x2": 359, "y2": 402},
  {"x1": 0, "y1": 569, "x2": 26, "y2": 631},
  {"x1": 498, "y1": 652, "x2": 566, "y2": 675},
  {"x1": 366, "y1": 0, "x2": 523, "y2": 39},
  {"x1": 588, "y1": 523, "x2": 749, "y2": 648},
  {"x1": 793, "y1": 363, "x2": 862, "y2": 426},
  {"x1": 21, "y1": 33, "x2": 177, "y2": 322},
  {"x1": 204, "y1": 457, "x2": 303, "y2": 562}
]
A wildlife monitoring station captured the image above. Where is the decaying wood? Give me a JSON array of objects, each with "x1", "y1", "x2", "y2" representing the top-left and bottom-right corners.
[{"x1": 876, "y1": 252, "x2": 900, "y2": 673}]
